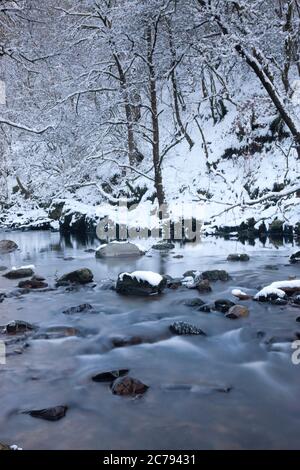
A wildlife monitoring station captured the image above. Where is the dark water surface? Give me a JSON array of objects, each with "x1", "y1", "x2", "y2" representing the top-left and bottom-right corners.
[{"x1": 0, "y1": 230, "x2": 300, "y2": 450}]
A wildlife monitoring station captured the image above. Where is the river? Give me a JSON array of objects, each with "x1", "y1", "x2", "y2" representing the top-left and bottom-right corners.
[{"x1": 0, "y1": 230, "x2": 299, "y2": 450}]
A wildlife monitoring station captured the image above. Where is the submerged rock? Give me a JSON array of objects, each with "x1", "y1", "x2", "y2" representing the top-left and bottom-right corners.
[
  {"x1": 22, "y1": 405, "x2": 68, "y2": 421},
  {"x1": 111, "y1": 376, "x2": 148, "y2": 396},
  {"x1": 92, "y1": 369, "x2": 129, "y2": 382},
  {"x1": 227, "y1": 253, "x2": 250, "y2": 261},
  {"x1": 111, "y1": 336, "x2": 144, "y2": 348},
  {"x1": 196, "y1": 279, "x2": 212, "y2": 293},
  {"x1": 183, "y1": 270, "x2": 198, "y2": 278},
  {"x1": 84, "y1": 248, "x2": 96, "y2": 253},
  {"x1": 3, "y1": 320, "x2": 36, "y2": 335},
  {"x1": 116, "y1": 271, "x2": 167, "y2": 296},
  {"x1": 202, "y1": 270, "x2": 231, "y2": 282},
  {"x1": 33, "y1": 326, "x2": 80, "y2": 340},
  {"x1": 6, "y1": 288, "x2": 30, "y2": 298},
  {"x1": 198, "y1": 304, "x2": 211, "y2": 313},
  {"x1": 184, "y1": 298, "x2": 205, "y2": 308},
  {"x1": 264, "y1": 265, "x2": 279, "y2": 271},
  {"x1": 3, "y1": 268, "x2": 34, "y2": 280},
  {"x1": 169, "y1": 321, "x2": 206, "y2": 336},
  {"x1": 290, "y1": 251, "x2": 300, "y2": 264},
  {"x1": 225, "y1": 305, "x2": 249, "y2": 319},
  {"x1": 0, "y1": 266, "x2": 8, "y2": 271},
  {"x1": 152, "y1": 241, "x2": 175, "y2": 251},
  {"x1": 96, "y1": 241, "x2": 144, "y2": 258},
  {"x1": 0, "y1": 240, "x2": 18, "y2": 254},
  {"x1": 292, "y1": 295, "x2": 300, "y2": 306},
  {"x1": 63, "y1": 303, "x2": 93, "y2": 315},
  {"x1": 56, "y1": 268, "x2": 93, "y2": 286},
  {"x1": 167, "y1": 277, "x2": 183, "y2": 289},
  {"x1": 214, "y1": 299, "x2": 235, "y2": 313},
  {"x1": 18, "y1": 278, "x2": 48, "y2": 289}
]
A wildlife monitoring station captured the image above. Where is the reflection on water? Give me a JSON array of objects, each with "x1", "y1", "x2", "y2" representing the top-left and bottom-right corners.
[{"x1": 0, "y1": 230, "x2": 300, "y2": 449}]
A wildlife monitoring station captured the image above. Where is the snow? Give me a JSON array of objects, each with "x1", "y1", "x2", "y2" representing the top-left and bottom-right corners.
[
  {"x1": 254, "y1": 286, "x2": 286, "y2": 300},
  {"x1": 10, "y1": 445, "x2": 22, "y2": 451},
  {"x1": 182, "y1": 276, "x2": 196, "y2": 288},
  {"x1": 1, "y1": 2, "x2": 300, "y2": 235},
  {"x1": 254, "y1": 280, "x2": 300, "y2": 299},
  {"x1": 11, "y1": 265, "x2": 35, "y2": 271},
  {"x1": 119, "y1": 271, "x2": 163, "y2": 286},
  {"x1": 232, "y1": 289, "x2": 248, "y2": 297}
]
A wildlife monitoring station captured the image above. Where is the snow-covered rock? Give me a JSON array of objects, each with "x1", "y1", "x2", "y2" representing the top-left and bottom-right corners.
[
  {"x1": 232, "y1": 289, "x2": 252, "y2": 300},
  {"x1": 96, "y1": 241, "x2": 144, "y2": 258},
  {"x1": 254, "y1": 280, "x2": 300, "y2": 301},
  {"x1": 116, "y1": 270, "x2": 167, "y2": 296}
]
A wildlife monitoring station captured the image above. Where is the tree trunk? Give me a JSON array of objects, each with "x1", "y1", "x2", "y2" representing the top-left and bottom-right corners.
[
  {"x1": 167, "y1": 20, "x2": 194, "y2": 150},
  {"x1": 146, "y1": 26, "x2": 166, "y2": 207},
  {"x1": 113, "y1": 53, "x2": 137, "y2": 166}
]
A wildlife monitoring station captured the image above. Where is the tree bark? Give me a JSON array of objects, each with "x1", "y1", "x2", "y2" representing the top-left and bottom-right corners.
[
  {"x1": 146, "y1": 26, "x2": 166, "y2": 207},
  {"x1": 167, "y1": 20, "x2": 194, "y2": 150},
  {"x1": 113, "y1": 53, "x2": 137, "y2": 166}
]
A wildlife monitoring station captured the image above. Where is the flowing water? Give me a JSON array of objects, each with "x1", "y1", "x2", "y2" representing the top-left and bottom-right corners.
[{"x1": 0, "y1": 230, "x2": 300, "y2": 450}]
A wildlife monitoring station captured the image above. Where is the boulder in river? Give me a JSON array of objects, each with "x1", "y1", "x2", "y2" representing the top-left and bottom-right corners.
[
  {"x1": 92, "y1": 369, "x2": 130, "y2": 383},
  {"x1": 202, "y1": 270, "x2": 231, "y2": 282},
  {"x1": 231, "y1": 289, "x2": 252, "y2": 300},
  {"x1": 196, "y1": 279, "x2": 212, "y2": 293},
  {"x1": 227, "y1": 253, "x2": 250, "y2": 262},
  {"x1": 169, "y1": 321, "x2": 206, "y2": 336},
  {"x1": 22, "y1": 405, "x2": 68, "y2": 421},
  {"x1": 254, "y1": 280, "x2": 300, "y2": 302},
  {"x1": 2, "y1": 320, "x2": 36, "y2": 335},
  {"x1": 167, "y1": 277, "x2": 183, "y2": 289},
  {"x1": 33, "y1": 326, "x2": 80, "y2": 340},
  {"x1": 290, "y1": 251, "x2": 300, "y2": 264},
  {"x1": 116, "y1": 271, "x2": 167, "y2": 296},
  {"x1": 112, "y1": 336, "x2": 144, "y2": 348},
  {"x1": 63, "y1": 303, "x2": 93, "y2": 315},
  {"x1": 225, "y1": 305, "x2": 249, "y2": 319},
  {"x1": 111, "y1": 376, "x2": 148, "y2": 396},
  {"x1": 0, "y1": 240, "x2": 18, "y2": 254},
  {"x1": 56, "y1": 268, "x2": 93, "y2": 286},
  {"x1": 198, "y1": 304, "x2": 211, "y2": 313},
  {"x1": 3, "y1": 267, "x2": 34, "y2": 279},
  {"x1": 152, "y1": 241, "x2": 175, "y2": 251},
  {"x1": 292, "y1": 295, "x2": 300, "y2": 306},
  {"x1": 18, "y1": 278, "x2": 48, "y2": 289},
  {"x1": 214, "y1": 299, "x2": 235, "y2": 313},
  {"x1": 96, "y1": 241, "x2": 144, "y2": 258},
  {"x1": 184, "y1": 298, "x2": 206, "y2": 308}
]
